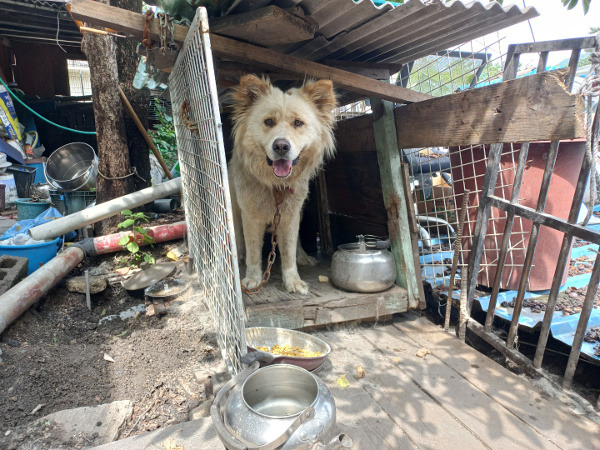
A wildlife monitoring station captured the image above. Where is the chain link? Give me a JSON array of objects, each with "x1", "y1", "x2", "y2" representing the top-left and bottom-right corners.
[{"x1": 241, "y1": 187, "x2": 291, "y2": 295}]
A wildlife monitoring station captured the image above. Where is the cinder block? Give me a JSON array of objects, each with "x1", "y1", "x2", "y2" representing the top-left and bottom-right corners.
[{"x1": 0, "y1": 255, "x2": 28, "y2": 295}]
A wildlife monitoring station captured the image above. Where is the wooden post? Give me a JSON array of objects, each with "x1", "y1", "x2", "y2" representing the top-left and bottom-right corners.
[{"x1": 371, "y1": 98, "x2": 425, "y2": 309}]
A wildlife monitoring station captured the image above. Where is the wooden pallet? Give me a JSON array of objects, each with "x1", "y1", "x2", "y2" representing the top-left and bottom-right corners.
[{"x1": 242, "y1": 259, "x2": 409, "y2": 329}]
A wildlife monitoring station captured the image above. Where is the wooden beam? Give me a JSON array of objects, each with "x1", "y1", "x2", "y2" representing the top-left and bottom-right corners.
[
  {"x1": 69, "y1": 0, "x2": 432, "y2": 104},
  {"x1": 210, "y1": 34, "x2": 432, "y2": 104},
  {"x1": 69, "y1": 0, "x2": 188, "y2": 43},
  {"x1": 394, "y1": 69, "x2": 585, "y2": 148},
  {"x1": 211, "y1": 5, "x2": 315, "y2": 46},
  {"x1": 510, "y1": 37, "x2": 597, "y2": 54},
  {"x1": 371, "y1": 97, "x2": 424, "y2": 310},
  {"x1": 324, "y1": 60, "x2": 402, "y2": 80}
]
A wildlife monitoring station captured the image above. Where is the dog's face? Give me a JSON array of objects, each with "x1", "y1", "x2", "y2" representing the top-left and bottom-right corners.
[{"x1": 232, "y1": 76, "x2": 337, "y2": 182}]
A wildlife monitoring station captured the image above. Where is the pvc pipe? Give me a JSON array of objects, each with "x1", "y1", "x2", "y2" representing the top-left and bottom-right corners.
[
  {"x1": 29, "y1": 177, "x2": 182, "y2": 241},
  {"x1": 0, "y1": 222, "x2": 187, "y2": 335}
]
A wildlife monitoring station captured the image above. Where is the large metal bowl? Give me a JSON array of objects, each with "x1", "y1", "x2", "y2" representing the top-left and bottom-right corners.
[
  {"x1": 44, "y1": 142, "x2": 98, "y2": 192},
  {"x1": 245, "y1": 327, "x2": 330, "y2": 371}
]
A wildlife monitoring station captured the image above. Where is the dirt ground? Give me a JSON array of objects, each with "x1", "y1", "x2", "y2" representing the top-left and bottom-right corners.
[{"x1": 0, "y1": 232, "x2": 223, "y2": 449}]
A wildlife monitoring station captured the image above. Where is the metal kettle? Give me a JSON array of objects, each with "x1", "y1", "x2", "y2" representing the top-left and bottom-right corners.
[
  {"x1": 331, "y1": 235, "x2": 396, "y2": 293},
  {"x1": 211, "y1": 361, "x2": 352, "y2": 449}
]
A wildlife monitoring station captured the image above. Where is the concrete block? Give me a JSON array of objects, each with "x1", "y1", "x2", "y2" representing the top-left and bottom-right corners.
[{"x1": 0, "y1": 255, "x2": 28, "y2": 295}]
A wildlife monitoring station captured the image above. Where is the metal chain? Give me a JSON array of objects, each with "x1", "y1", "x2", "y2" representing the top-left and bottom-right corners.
[
  {"x1": 181, "y1": 100, "x2": 200, "y2": 136},
  {"x1": 241, "y1": 188, "x2": 290, "y2": 295},
  {"x1": 157, "y1": 12, "x2": 168, "y2": 55},
  {"x1": 97, "y1": 166, "x2": 146, "y2": 183},
  {"x1": 142, "y1": 9, "x2": 154, "y2": 49}
]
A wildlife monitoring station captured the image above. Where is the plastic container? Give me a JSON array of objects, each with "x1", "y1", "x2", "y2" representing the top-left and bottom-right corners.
[
  {"x1": 48, "y1": 189, "x2": 67, "y2": 215},
  {"x1": 25, "y1": 158, "x2": 47, "y2": 185},
  {"x1": 7, "y1": 164, "x2": 36, "y2": 198},
  {"x1": 14, "y1": 199, "x2": 51, "y2": 221},
  {"x1": 0, "y1": 173, "x2": 17, "y2": 204},
  {"x1": 0, "y1": 237, "x2": 61, "y2": 274},
  {"x1": 66, "y1": 191, "x2": 96, "y2": 214}
]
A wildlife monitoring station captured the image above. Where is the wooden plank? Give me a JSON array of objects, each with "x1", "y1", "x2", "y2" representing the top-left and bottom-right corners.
[
  {"x1": 394, "y1": 69, "x2": 585, "y2": 148},
  {"x1": 393, "y1": 313, "x2": 600, "y2": 449},
  {"x1": 313, "y1": 331, "x2": 417, "y2": 449},
  {"x1": 314, "y1": 329, "x2": 486, "y2": 449},
  {"x1": 372, "y1": 98, "x2": 422, "y2": 309},
  {"x1": 359, "y1": 325, "x2": 563, "y2": 449},
  {"x1": 69, "y1": 0, "x2": 188, "y2": 43},
  {"x1": 510, "y1": 37, "x2": 597, "y2": 54},
  {"x1": 335, "y1": 114, "x2": 375, "y2": 154},
  {"x1": 323, "y1": 60, "x2": 402, "y2": 80},
  {"x1": 211, "y1": 5, "x2": 314, "y2": 46}
]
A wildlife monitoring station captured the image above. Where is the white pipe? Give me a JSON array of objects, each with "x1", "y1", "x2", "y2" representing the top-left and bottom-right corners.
[{"x1": 29, "y1": 178, "x2": 182, "y2": 241}]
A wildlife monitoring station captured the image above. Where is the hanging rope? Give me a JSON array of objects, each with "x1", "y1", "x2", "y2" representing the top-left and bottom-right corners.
[
  {"x1": 97, "y1": 166, "x2": 147, "y2": 183},
  {"x1": 581, "y1": 31, "x2": 600, "y2": 225}
]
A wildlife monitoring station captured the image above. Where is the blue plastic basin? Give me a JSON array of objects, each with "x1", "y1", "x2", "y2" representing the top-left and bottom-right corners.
[{"x1": 0, "y1": 237, "x2": 61, "y2": 274}]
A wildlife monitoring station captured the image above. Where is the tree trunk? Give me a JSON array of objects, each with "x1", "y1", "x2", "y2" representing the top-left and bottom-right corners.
[
  {"x1": 82, "y1": 6, "x2": 132, "y2": 234},
  {"x1": 112, "y1": 0, "x2": 151, "y2": 193}
]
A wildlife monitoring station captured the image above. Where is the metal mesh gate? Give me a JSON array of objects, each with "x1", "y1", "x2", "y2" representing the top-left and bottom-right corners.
[{"x1": 169, "y1": 8, "x2": 246, "y2": 374}]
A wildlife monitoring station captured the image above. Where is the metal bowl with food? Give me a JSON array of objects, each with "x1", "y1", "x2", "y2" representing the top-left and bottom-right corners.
[{"x1": 244, "y1": 327, "x2": 331, "y2": 371}]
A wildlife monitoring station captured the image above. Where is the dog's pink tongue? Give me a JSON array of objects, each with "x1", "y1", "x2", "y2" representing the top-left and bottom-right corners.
[{"x1": 273, "y1": 159, "x2": 293, "y2": 177}]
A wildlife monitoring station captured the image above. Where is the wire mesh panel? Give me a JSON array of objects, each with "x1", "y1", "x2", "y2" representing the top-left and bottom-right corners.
[{"x1": 169, "y1": 8, "x2": 246, "y2": 374}]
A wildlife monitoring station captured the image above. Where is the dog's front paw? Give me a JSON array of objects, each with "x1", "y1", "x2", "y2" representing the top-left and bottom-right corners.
[
  {"x1": 283, "y1": 276, "x2": 309, "y2": 295},
  {"x1": 297, "y1": 253, "x2": 318, "y2": 267},
  {"x1": 242, "y1": 275, "x2": 262, "y2": 290}
]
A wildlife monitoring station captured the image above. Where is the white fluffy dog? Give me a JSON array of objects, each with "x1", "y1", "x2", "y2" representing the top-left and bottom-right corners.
[{"x1": 228, "y1": 75, "x2": 337, "y2": 294}]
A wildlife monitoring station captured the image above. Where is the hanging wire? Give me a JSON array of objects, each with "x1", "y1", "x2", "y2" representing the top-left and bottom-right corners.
[{"x1": 56, "y1": 12, "x2": 68, "y2": 53}]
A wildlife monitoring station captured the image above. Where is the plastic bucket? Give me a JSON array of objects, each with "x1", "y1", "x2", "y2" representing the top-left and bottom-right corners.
[
  {"x1": 7, "y1": 164, "x2": 36, "y2": 198},
  {"x1": 25, "y1": 160, "x2": 47, "y2": 185},
  {"x1": 0, "y1": 237, "x2": 60, "y2": 274},
  {"x1": 14, "y1": 199, "x2": 51, "y2": 221}
]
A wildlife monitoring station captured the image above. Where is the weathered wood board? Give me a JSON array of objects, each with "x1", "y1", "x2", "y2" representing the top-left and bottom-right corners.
[
  {"x1": 242, "y1": 260, "x2": 408, "y2": 329},
  {"x1": 394, "y1": 69, "x2": 585, "y2": 148},
  {"x1": 211, "y1": 5, "x2": 315, "y2": 46}
]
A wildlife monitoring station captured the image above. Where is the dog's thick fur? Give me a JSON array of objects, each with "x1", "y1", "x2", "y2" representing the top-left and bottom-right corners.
[{"x1": 229, "y1": 75, "x2": 337, "y2": 294}]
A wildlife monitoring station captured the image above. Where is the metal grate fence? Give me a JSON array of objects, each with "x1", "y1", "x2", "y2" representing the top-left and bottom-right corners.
[{"x1": 169, "y1": 8, "x2": 246, "y2": 374}]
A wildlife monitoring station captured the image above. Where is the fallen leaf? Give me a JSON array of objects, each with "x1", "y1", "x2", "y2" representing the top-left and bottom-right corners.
[
  {"x1": 416, "y1": 348, "x2": 431, "y2": 358},
  {"x1": 318, "y1": 275, "x2": 329, "y2": 283},
  {"x1": 337, "y1": 374, "x2": 350, "y2": 388},
  {"x1": 29, "y1": 403, "x2": 45, "y2": 415},
  {"x1": 166, "y1": 251, "x2": 178, "y2": 261},
  {"x1": 103, "y1": 353, "x2": 116, "y2": 363},
  {"x1": 393, "y1": 358, "x2": 401, "y2": 363},
  {"x1": 162, "y1": 438, "x2": 184, "y2": 450},
  {"x1": 356, "y1": 365, "x2": 366, "y2": 379},
  {"x1": 116, "y1": 267, "x2": 130, "y2": 276},
  {"x1": 101, "y1": 308, "x2": 106, "y2": 316}
]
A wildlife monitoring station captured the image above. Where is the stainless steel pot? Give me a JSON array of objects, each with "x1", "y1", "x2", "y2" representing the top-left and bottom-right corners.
[
  {"x1": 44, "y1": 142, "x2": 98, "y2": 192},
  {"x1": 211, "y1": 363, "x2": 352, "y2": 449},
  {"x1": 331, "y1": 235, "x2": 396, "y2": 293}
]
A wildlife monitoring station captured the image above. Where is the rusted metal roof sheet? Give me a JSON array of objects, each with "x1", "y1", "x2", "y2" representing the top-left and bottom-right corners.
[{"x1": 230, "y1": 0, "x2": 539, "y2": 65}]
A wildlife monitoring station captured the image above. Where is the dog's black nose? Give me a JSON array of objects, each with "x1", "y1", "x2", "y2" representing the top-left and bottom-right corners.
[{"x1": 272, "y1": 138, "x2": 291, "y2": 156}]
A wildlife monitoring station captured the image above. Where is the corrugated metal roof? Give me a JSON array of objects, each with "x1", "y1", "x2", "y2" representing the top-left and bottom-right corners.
[{"x1": 229, "y1": 0, "x2": 539, "y2": 65}]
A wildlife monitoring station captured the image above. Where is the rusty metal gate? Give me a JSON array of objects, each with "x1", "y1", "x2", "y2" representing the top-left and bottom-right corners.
[{"x1": 466, "y1": 36, "x2": 599, "y2": 391}]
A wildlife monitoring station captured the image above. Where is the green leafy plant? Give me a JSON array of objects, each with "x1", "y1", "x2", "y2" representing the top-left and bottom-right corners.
[
  {"x1": 117, "y1": 210, "x2": 156, "y2": 266},
  {"x1": 150, "y1": 99, "x2": 178, "y2": 168}
]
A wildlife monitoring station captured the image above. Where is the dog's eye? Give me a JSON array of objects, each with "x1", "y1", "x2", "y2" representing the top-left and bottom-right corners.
[
  {"x1": 293, "y1": 119, "x2": 304, "y2": 128},
  {"x1": 264, "y1": 118, "x2": 275, "y2": 127}
]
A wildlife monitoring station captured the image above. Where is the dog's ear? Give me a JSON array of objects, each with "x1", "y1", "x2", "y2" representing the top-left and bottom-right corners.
[
  {"x1": 233, "y1": 75, "x2": 271, "y2": 108},
  {"x1": 301, "y1": 80, "x2": 337, "y2": 116}
]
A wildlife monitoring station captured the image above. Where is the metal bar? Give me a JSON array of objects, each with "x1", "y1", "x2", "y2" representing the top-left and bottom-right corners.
[
  {"x1": 484, "y1": 142, "x2": 530, "y2": 332},
  {"x1": 488, "y1": 196, "x2": 600, "y2": 244},
  {"x1": 436, "y1": 50, "x2": 492, "y2": 61},
  {"x1": 562, "y1": 255, "x2": 600, "y2": 389},
  {"x1": 466, "y1": 143, "x2": 504, "y2": 306},
  {"x1": 445, "y1": 189, "x2": 470, "y2": 330},
  {"x1": 505, "y1": 140, "x2": 560, "y2": 349},
  {"x1": 468, "y1": 60, "x2": 488, "y2": 90},
  {"x1": 0, "y1": 33, "x2": 81, "y2": 46}
]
